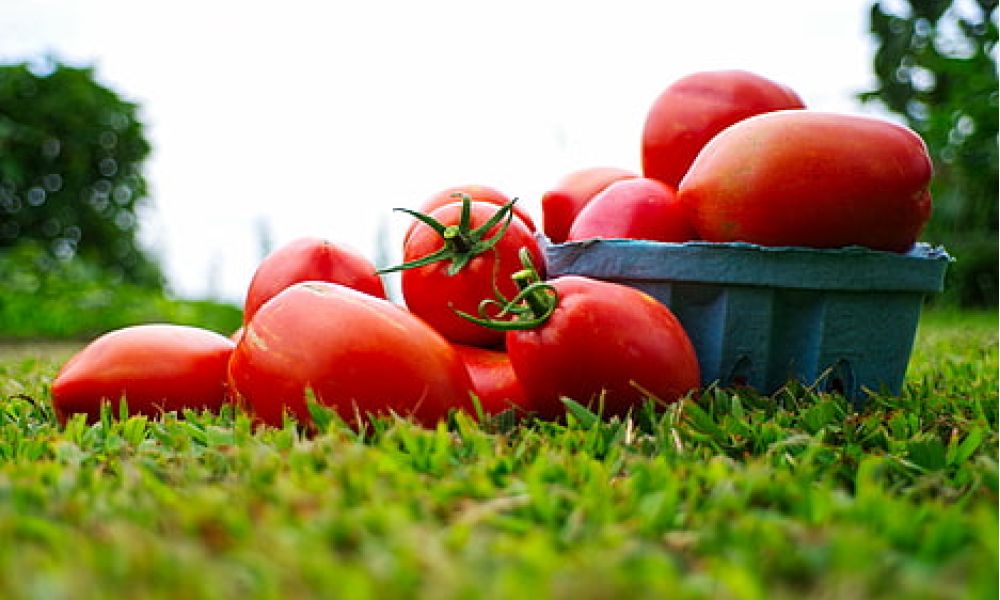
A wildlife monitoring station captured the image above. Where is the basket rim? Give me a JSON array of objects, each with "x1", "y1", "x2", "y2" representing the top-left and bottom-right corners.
[{"x1": 542, "y1": 237, "x2": 952, "y2": 292}]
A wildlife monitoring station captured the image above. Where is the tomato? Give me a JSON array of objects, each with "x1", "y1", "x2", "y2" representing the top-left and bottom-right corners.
[
  {"x1": 51, "y1": 324, "x2": 234, "y2": 423},
  {"x1": 541, "y1": 166, "x2": 637, "y2": 243},
  {"x1": 229, "y1": 281, "x2": 473, "y2": 428},
  {"x1": 503, "y1": 275, "x2": 700, "y2": 420},
  {"x1": 394, "y1": 199, "x2": 544, "y2": 348},
  {"x1": 566, "y1": 177, "x2": 696, "y2": 243},
  {"x1": 641, "y1": 70, "x2": 805, "y2": 188},
  {"x1": 453, "y1": 344, "x2": 529, "y2": 416},
  {"x1": 677, "y1": 111, "x2": 934, "y2": 252},
  {"x1": 407, "y1": 184, "x2": 537, "y2": 237},
  {"x1": 242, "y1": 237, "x2": 385, "y2": 324}
]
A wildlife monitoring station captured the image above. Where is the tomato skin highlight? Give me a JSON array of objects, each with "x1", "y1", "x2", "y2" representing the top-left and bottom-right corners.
[
  {"x1": 453, "y1": 344, "x2": 529, "y2": 416},
  {"x1": 567, "y1": 177, "x2": 697, "y2": 242},
  {"x1": 229, "y1": 281, "x2": 473, "y2": 428},
  {"x1": 406, "y1": 184, "x2": 536, "y2": 240},
  {"x1": 401, "y1": 201, "x2": 545, "y2": 348},
  {"x1": 678, "y1": 111, "x2": 934, "y2": 252},
  {"x1": 541, "y1": 166, "x2": 637, "y2": 243},
  {"x1": 505, "y1": 276, "x2": 700, "y2": 420},
  {"x1": 242, "y1": 237, "x2": 386, "y2": 325},
  {"x1": 641, "y1": 70, "x2": 805, "y2": 188},
  {"x1": 51, "y1": 324, "x2": 235, "y2": 423}
]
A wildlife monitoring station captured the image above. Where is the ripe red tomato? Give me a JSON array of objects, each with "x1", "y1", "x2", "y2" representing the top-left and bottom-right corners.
[
  {"x1": 399, "y1": 200, "x2": 544, "y2": 348},
  {"x1": 502, "y1": 275, "x2": 700, "y2": 420},
  {"x1": 453, "y1": 344, "x2": 529, "y2": 416},
  {"x1": 229, "y1": 281, "x2": 474, "y2": 428},
  {"x1": 541, "y1": 166, "x2": 637, "y2": 243},
  {"x1": 242, "y1": 237, "x2": 385, "y2": 324},
  {"x1": 51, "y1": 324, "x2": 235, "y2": 423},
  {"x1": 405, "y1": 184, "x2": 537, "y2": 240},
  {"x1": 677, "y1": 111, "x2": 934, "y2": 252},
  {"x1": 641, "y1": 70, "x2": 805, "y2": 188},
  {"x1": 567, "y1": 177, "x2": 696, "y2": 243}
]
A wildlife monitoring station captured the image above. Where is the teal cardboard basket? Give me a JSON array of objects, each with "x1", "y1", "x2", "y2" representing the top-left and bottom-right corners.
[{"x1": 543, "y1": 238, "x2": 951, "y2": 404}]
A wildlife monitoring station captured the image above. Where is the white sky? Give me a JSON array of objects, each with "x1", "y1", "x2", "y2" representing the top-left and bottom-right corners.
[{"x1": 1, "y1": 0, "x2": 885, "y2": 303}]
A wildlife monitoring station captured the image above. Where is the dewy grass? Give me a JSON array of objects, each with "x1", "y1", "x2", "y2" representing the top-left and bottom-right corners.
[{"x1": 0, "y1": 309, "x2": 996, "y2": 599}]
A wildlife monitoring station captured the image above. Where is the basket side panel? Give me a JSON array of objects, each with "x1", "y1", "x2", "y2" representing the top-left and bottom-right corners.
[{"x1": 813, "y1": 292, "x2": 924, "y2": 401}]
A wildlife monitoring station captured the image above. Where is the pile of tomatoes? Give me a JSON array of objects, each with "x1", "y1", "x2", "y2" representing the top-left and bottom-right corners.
[{"x1": 52, "y1": 69, "x2": 934, "y2": 427}]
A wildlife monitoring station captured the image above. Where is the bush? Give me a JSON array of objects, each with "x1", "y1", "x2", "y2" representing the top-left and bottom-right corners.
[{"x1": 0, "y1": 243, "x2": 241, "y2": 339}]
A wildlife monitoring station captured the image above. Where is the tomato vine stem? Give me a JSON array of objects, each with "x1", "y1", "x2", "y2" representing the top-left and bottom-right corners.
[
  {"x1": 378, "y1": 193, "x2": 517, "y2": 276},
  {"x1": 454, "y1": 248, "x2": 558, "y2": 331}
]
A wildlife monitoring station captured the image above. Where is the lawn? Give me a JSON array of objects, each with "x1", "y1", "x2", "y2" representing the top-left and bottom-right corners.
[{"x1": 0, "y1": 308, "x2": 996, "y2": 600}]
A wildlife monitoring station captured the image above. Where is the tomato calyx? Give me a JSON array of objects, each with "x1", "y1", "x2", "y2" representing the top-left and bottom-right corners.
[
  {"x1": 454, "y1": 248, "x2": 558, "y2": 331},
  {"x1": 380, "y1": 193, "x2": 518, "y2": 276}
]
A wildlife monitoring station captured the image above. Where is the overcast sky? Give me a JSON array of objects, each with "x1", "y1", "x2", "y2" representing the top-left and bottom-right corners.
[{"x1": 1, "y1": 0, "x2": 886, "y2": 302}]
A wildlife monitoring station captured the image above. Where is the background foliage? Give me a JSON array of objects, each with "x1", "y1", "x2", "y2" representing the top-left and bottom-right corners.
[
  {"x1": 0, "y1": 243, "x2": 240, "y2": 339},
  {"x1": 863, "y1": 0, "x2": 999, "y2": 306},
  {"x1": 0, "y1": 59, "x2": 162, "y2": 288}
]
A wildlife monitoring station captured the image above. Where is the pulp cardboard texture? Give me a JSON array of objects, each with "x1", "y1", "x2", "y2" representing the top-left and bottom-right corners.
[{"x1": 543, "y1": 238, "x2": 951, "y2": 405}]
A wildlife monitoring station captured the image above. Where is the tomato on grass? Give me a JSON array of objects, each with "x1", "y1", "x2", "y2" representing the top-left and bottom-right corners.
[
  {"x1": 242, "y1": 236, "x2": 386, "y2": 324},
  {"x1": 229, "y1": 281, "x2": 474, "y2": 428},
  {"x1": 453, "y1": 344, "x2": 529, "y2": 416},
  {"x1": 51, "y1": 324, "x2": 235, "y2": 423},
  {"x1": 458, "y1": 250, "x2": 700, "y2": 420}
]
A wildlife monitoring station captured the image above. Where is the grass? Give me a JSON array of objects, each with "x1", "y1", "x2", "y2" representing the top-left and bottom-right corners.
[{"x1": 0, "y1": 308, "x2": 996, "y2": 599}]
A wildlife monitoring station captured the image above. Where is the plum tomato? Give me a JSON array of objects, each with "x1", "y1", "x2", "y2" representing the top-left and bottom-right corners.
[
  {"x1": 242, "y1": 237, "x2": 385, "y2": 324},
  {"x1": 541, "y1": 166, "x2": 637, "y2": 243},
  {"x1": 388, "y1": 197, "x2": 545, "y2": 348},
  {"x1": 229, "y1": 281, "x2": 474, "y2": 428},
  {"x1": 677, "y1": 110, "x2": 934, "y2": 252},
  {"x1": 567, "y1": 177, "x2": 697, "y2": 243},
  {"x1": 51, "y1": 324, "x2": 235, "y2": 423},
  {"x1": 453, "y1": 344, "x2": 529, "y2": 416},
  {"x1": 641, "y1": 70, "x2": 805, "y2": 188}
]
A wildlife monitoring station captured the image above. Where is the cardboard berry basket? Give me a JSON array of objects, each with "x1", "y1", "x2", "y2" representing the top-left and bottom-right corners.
[{"x1": 542, "y1": 237, "x2": 952, "y2": 405}]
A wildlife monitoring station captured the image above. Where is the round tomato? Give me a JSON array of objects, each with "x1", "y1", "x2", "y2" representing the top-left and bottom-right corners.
[
  {"x1": 677, "y1": 111, "x2": 933, "y2": 252},
  {"x1": 396, "y1": 199, "x2": 544, "y2": 348},
  {"x1": 453, "y1": 344, "x2": 529, "y2": 416},
  {"x1": 541, "y1": 166, "x2": 637, "y2": 243},
  {"x1": 567, "y1": 177, "x2": 696, "y2": 243},
  {"x1": 459, "y1": 259, "x2": 699, "y2": 421},
  {"x1": 641, "y1": 70, "x2": 805, "y2": 188},
  {"x1": 405, "y1": 184, "x2": 537, "y2": 241},
  {"x1": 229, "y1": 281, "x2": 473, "y2": 428},
  {"x1": 51, "y1": 324, "x2": 235, "y2": 423},
  {"x1": 243, "y1": 237, "x2": 385, "y2": 324}
]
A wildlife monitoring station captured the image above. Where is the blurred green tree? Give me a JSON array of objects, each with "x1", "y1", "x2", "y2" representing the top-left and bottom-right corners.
[
  {"x1": 0, "y1": 59, "x2": 163, "y2": 288},
  {"x1": 862, "y1": 0, "x2": 998, "y2": 306}
]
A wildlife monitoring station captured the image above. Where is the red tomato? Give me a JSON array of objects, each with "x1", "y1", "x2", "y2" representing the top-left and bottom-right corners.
[
  {"x1": 400, "y1": 200, "x2": 544, "y2": 348},
  {"x1": 504, "y1": 276, "x2": 700, "y2": 420},
  {"x1": 453, "y1": 344, "x2": 529, "y2": 416},
  {"x1": 405, "y1": 184, "x2": 537, "y2": 240},
  {"x1": 243, "y1": 237, "x2": 385, "y2": 324},
  {"x1": 541, "y1": 166, "x2": 637, "y2": 243},
  {"x1": 567, "y1": 177, "x2": 696, "y2": 242},
  {"x1": 641, "y1": 70, "x2": 805, "y2": 188},
  {"x1": 51, "y1": 324, "x2": 234, "y2": 423},
  {"x1": 229, "y1": 282, "x2": 473, "y2": 428},
  {"x1": 677, "y1": 111, "x2": 934, "y2": 252}
]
